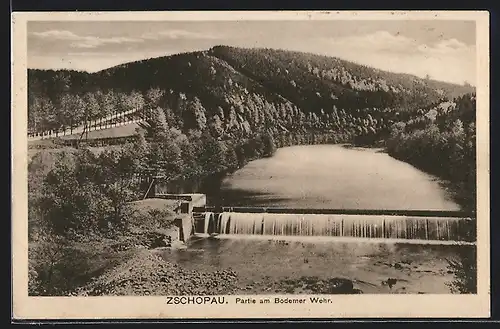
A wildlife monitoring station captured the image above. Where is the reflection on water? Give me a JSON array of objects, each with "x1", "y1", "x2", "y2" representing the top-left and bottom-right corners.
[
  {"x1": 161, "y1": 235, "x2": 474, "y2": 294},
  {"x1": 212, "y1": 145, "x2": 460, "y2": 210}
]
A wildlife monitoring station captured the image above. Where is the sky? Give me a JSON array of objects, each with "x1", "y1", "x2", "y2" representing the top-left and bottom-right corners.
[{"x1": 27, "y1": 20, "x2": 476, "y2": 86}]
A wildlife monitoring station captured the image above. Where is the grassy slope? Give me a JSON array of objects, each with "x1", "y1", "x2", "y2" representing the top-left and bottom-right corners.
[{"x1": 28, "y1": 142, "x2": 133, "y2": 163}]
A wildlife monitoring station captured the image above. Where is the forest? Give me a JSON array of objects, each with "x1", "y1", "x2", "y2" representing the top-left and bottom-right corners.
[
  {"x1": 386, "y1": 94, "x2": 477, "y2": 212},
  {"x1": 27, "y1": 46, "x2": 473, "y2": 137},
  {"x1": 27, "y1": 46, "x2": 477, "y2": 295}
]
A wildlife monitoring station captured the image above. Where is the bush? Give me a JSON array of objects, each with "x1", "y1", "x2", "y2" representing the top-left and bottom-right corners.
[{"x1": 446, "y1": 246, "x2": 477, "y2": 294}]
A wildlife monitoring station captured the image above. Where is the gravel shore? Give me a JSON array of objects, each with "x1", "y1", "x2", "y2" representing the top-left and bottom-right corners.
[{"x1": 76, "y1": 248, "x2": 239, "y2": 296}]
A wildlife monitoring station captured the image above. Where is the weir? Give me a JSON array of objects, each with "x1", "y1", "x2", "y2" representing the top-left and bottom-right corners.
[
  {"x1": 144, "y1": 190, "x2": 475, "y2": 245},
  {"x1": 192, "y1": 211, "x2": 476, "y2": 244}
]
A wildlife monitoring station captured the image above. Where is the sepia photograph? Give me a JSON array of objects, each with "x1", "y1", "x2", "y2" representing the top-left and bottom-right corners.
[{"x1": 12, "y1": 11, "x2": 490, "y2": 319}]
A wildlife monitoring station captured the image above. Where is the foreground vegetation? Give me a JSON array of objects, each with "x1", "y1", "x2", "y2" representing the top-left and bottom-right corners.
[{"x1": 27, "y1": 46, "x2": 477, "y2": 295}]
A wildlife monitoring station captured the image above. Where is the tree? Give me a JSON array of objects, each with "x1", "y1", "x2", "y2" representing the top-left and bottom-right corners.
[
  {"x1": 184, "y1": 96, "x2": 207, "y2": 131},
  {"x1": 226, "y1": 106, "x2": 238, "y2": 131},
  {"x1": 36, "y1": 96, "x2": 57, "y2": 134},
  {"x1": 50, "y1": 71, "x2": 71, "y2": 95},
  {"x1": 122, "y1": 90, "x2": 145, "y2": 114},
  {"x1": 180, "y1": 135, "x2": 203, "y2": 180},
  {"x1": 146, "y1": 107, "x2": 168, "y2": 140},
  {"x1": 262, "y1": 132, "x2": 277, "y2": 157},
  {"x1": 28, "y1": 91, "x2": 41, "y2": 134},
  {"x1": 65, "y1": 94, "x2": 86, "y2": 135},
  {"x1": 131, "y1": 129, "x2": 149, "y2": 162},
  {"x1": 223, "y1": 144, "x2": 239, "y2": 170},
  {"x1": 97, "y1": 90, "x2": 117, "y2": 128},
  {"x1": 199, "y1": 132, "x2": 227, "y2": 175},
  {"x1": 160, "y1": 135, "x2": 184, "y2": 180},
  {"x1": 208, "y1": 114, "x2": 224, "y2": 138},
  {"x1": 38, "y1": 147, "x2": 141, "y2": 238},
  {"x1": 40, "y1": 152, "x2": 83, "y2": 235},
  {"x1": 145, "y1": 87, "x2": 165, "y2": 108},
  {"x1": 96, "y1": 149, "x2": 137, "y2": 228},
  {"x1": 82, "y1": 92, "x2": 100, "y2": 134}
]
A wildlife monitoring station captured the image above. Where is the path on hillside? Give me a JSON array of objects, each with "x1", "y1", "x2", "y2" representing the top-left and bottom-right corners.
[{"x1": 28, "y1": 108, "x2": 146, "y2": 141}]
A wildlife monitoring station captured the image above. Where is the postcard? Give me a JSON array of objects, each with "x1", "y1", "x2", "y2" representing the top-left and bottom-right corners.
[{"x1": 12, "y1": 10, "x2": 490, "y2": 319}]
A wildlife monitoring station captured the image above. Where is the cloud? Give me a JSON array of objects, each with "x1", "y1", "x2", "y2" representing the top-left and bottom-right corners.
[
  {"x1": 28, "y1": 28, "x2": 475, "y2": 85},
  {"x1": 322, "y1": 30, "x2": 418, "y2": 53},
  {"x1": 320, "y1": 31, "x2": 474, "y2": 58},
  {"x1": 70, "y1": 36, "x2": 144, "y2": 49},
  {"x1": 30, "y1": 29, "x2": 144, "y2": 49},
  {"x1": 439, "y1": 38, "x2": 468, "y2": 50},
  {"x1": 29, "y1": 50, "x2": 176, "y2": 73},
  {"x1": 141, "y1": 29, "x2": 221, "y2": 40},
  {"x1": 31, "y1": 30, "x2": 81, "y2": 40},
  {"x1": 310, "y1": 31, "x2": 475, "y2": 85},
  {"x1": 29, "y1": 28, "x2": 220, "y2": 50},
  {"x1": 417, "y1": 38, "x2": 472, "y2": 55}
]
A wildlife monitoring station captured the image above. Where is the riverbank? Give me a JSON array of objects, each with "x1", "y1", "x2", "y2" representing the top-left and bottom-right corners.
[
  {"x1": 74, "y1": 248, "x2": 239, "y2": 296},
  {"x1": 28, "y1": 198, "x2": 239, "y2": 296},
  {"x1": 29, "y1": 236, "x2": 241, "y2": 296}
]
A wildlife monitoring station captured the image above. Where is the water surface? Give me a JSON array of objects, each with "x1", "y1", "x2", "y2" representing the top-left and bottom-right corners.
[
  {"x1": 163, "y1": 236, "x2": 471, "y2": 294},
  {"x1": 214, "y1": 145, "x2": 460, "y2": 210},
  {"x1": 163, "y1": 145, "x2": 470, "y2": 294}
]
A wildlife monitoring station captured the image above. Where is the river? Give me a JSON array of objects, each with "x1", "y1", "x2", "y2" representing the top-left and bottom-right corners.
[
  {"x1": 211, "y1": 144, "x2": 460, "y2": 210},
  {"x1": 161, "y1": 145, "x2": 474, "y2": 294}
]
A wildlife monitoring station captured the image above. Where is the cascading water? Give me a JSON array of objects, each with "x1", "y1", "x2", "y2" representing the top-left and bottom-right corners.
[{"x1": 196, "y1": 212, "x2": 475, "y2": 243}]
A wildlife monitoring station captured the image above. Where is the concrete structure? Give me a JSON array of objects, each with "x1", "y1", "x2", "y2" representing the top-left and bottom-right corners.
[
  {"x1": 145, "y1": 193, "x2": 207, "y2": 243},
  {"x1": 154, "y1": 193, "x2": 206, "y2": 209},
  {"x1": 174, "y1": 214, "x2": 193, "y2": 243}
]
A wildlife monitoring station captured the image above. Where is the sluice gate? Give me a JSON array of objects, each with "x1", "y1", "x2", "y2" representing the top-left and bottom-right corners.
[{"x1": 191, "y1": 208, "x2": 476, "y2": 244}]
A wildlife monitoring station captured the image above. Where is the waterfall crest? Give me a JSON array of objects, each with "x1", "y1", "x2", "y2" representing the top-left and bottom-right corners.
[{"x1": 196, "y1": 212, "x2": 475, "y2": 243}]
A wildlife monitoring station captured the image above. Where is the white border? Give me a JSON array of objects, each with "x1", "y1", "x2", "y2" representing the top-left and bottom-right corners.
[{"x1": 12, "y1": 10, "x2": 490, "y2": 319}]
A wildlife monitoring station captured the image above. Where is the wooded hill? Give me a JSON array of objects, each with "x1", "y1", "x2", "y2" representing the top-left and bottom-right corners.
[{"x1": 28, "y1": 45, "x2": 474, "y2": 143}]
